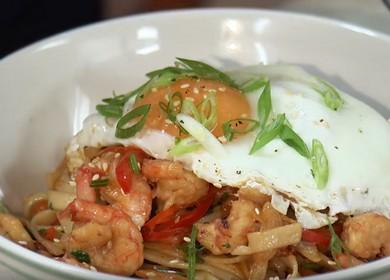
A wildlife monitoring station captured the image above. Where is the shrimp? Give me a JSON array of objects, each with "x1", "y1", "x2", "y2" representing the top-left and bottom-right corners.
[
  {"x1": 341, "y1": 212, "x2": 390, "y2": 259},
  {"x1": 196, "y1": 199, "x2": 257, "y2": 255},
  {"x1": 75, "y1": 147, "x2": 152, "y2": 228},
  {"x1": 0, "y1": 213, "x2": 34, "y2": 249},
  {"x1": 100, "y1": 175, "x2": 152, "y2": 228},
  {"x1": 142, "y1": 159, "x2": 209, "y2": 210},
  {"x1": 59, "y1": 199, "x2": 143, "y2": 275}
]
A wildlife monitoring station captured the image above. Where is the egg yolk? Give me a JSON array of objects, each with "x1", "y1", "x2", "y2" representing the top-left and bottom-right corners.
[{"x1": 134, "y1": 78, "x2": 251, "y2": 138}]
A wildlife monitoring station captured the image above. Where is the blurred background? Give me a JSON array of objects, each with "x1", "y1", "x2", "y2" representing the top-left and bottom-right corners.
[{"x1": 1, "y1": 0, "x2": 390, "y2": 58}]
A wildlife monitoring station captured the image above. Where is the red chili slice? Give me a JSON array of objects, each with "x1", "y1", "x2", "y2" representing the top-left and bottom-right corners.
[{"x1": 142, "y1": 186, "x2": 217, "y2": 243}]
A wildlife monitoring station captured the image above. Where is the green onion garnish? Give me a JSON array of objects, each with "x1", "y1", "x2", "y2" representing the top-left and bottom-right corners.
[
  {"x1": 250, "y1": 114, "x2": 285, "y2": 154},
  {"x1": 176, "y1": 57, "x2": 239, "y2": 89},
  {"x1": 96, "y1": 104, "x2": 123, "y2": 119},
  {"x1": 257, "y1": 80, "x2": 272, "y2": 129},
  {"x1": 160, "y1": 92, "x2": 183, "y2": 123},
  {"x1": 241, "y1": 78, "x2": 268, "y2": 93},
  {"x1": 279, "y1": 125, "x2": 310, "y2": 158},
  {"x1": 90, "y1": 178, "x2": 109, "y2": 187},
  {"x1": 181, "y1": 99, "x2": 201, "y2": 122},
  {"x1": 311, "y1": 139, "x2": 329, "y2": 189},
  {"x1": 312, "y1": 78, "x2": 344, "y2": 111},
  {"x1": 129, "y1": 154, "x2": 140, "y2": 174},
  {"x1": 71, "y1": 250, "x2": 91, "y2": 264},
  {"x1": 187, "y1": 226, "x2": 198, "y2": 280},
  {"x1": 115, "y1": 104, "x2": 151, "y2": 139},
  {"x1": 169, "y1": 137, "x2": 202, "y2": 156},
  {"x1": 199, "y1": 91, "x2": 217, "y2": 130},
  {"x1": 327, "y1": 219, "x2": 349, "y2": 269},
  {"x1": 222, "y1": 118, "x2": 259, "y2": 142}
]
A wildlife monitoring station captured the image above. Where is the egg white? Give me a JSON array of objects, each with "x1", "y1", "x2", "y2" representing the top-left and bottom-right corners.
[{"x1": 67, "y1": 64, "x2": 390, "y2": 229}]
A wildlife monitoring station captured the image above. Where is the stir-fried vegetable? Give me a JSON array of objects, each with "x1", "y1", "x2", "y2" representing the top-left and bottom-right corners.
[{"x1": 142, "y1": 187, "x2": 216, "y2": 243}]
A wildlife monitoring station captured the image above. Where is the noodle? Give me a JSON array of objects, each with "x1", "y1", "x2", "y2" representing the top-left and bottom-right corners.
[
  {"x1": 144, "y1": 248, "x2": 243, "y2": 280},
  {"x1": 23, "y1": 219, "x2": 64, "y2": 256},
  {"x1": 47, "y1": 190, "x2": 76, "y2": 211},
  {"x1": 232, "y1": 223, "x2": 302, "y2": 255},
  {"x1": 248, "y1": 250, "x2": 276, "y2": 280},
  {"x1": 30, "y1": 209, "x2": 57, "y2": 226}
]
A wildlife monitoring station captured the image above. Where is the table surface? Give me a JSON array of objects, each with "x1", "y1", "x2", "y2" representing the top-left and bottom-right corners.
[{"x1": 1, "y1": 0, "x2": 389, "y2": 278}]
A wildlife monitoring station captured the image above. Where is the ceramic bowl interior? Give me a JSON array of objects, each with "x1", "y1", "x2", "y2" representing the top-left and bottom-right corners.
[{"x1": 0, "y1": 8, "x2": 389, "y2": 280}]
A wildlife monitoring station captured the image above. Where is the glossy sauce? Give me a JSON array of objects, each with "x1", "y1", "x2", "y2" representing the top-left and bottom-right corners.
[{"x1": 134, "y1": 78, "x2": 251, "y2": 138}]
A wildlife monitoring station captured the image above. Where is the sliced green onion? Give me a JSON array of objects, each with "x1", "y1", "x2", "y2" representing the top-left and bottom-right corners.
[
  {"x1": 257, "y1": 80, "x2": 272, "y2": 129},
  {"x1": 187, "y1": 226, "x2": 198, "y2": 280},
  {"x1": 159, "y1": 92, "x2": 183, "y2": 123},
  {"x1": 129, "y1": 154, "x2": 140, "y2": 174},
  {"x1": 169, "y1": 137, "x2": 202, "y2": 156},
  {"x1": 222, "y1": 118, "x2": 259, "y2": 142},
  {"x1": 250, "y1": 114, "x2": 285, "y2": 155},
  {"x1": 312, "y1": 78, "x2": 344, "y2": 111},
  {"x1": 176, "y1": 57, "x2": 239, "y2": 89},
  {"x1": 181, "y1": 99, "x2": 201, "y2": 122},
  {"x1": 241, "y1": 78, "x2": 268, "y2": 93},
  {"x1": 327, "y1": 219, "x2": 349, "y2": 269},
  {"x1": 115, "y1": 104, "x2": 151, "y2": 139},
  {"x1": 279, "y1": 125, "x2": 310, "y2": 158},
  {"x1": 96, "y1": 104, "x2": 123, "y2": 119},
  {"x1": 90, "y1": 178, "x2": 109, "y2": 187},
  {"x1": 199, "y1": 91, "x2": 217, "y2": 130},
  {"x1": 311, "y1": 139, "x2": 329, "y2": 189},
  {"x1": 71, "y1": 249, "x2": 91, "y2": 264}
]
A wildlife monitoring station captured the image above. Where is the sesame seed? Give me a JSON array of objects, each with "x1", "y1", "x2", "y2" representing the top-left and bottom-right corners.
[
  {"x1": 180, "y1": 83, "x2": 190, "y2": 88},
  {"x1": 174, "y1": 216, "x2": 180, "y2": 223},
  {"x1": 165, "y1": 119, "x2": 173, "y2": 125},
  {"x1": 240, "y1": 113, "x2": 248, "y2": 118},
  {"x1": 203, "y1": 95, "x2": 207, "y2": 99},
  {"x1": 327, "y1": 260, "x2": 336, "y2": 265},
  {"x1": 164, "y1": 94, "x2": 169, "y2": 101},
  {"x1": 18, "y1": 241, "x2": 27, "y2": 245},
  {"x1": 151, "y1": 87, "x2": 157, "y2": 92},
  {"x1": 92, "y1": 174, "x2": 100, "y2": 181},
  {"x1": 146, "y1": 272, "x2": 156, "y2": 277},
  {"x1": 185, "y1": 97, "x2": 195, "y2": 102},
  {"x1": 183, "y1": 237, "x2": 191, "y2": 243},
  {"x1": 255, "y1": 208, "x2": 260, "y2": 215},
  {"x1": 69, "y1": 181, "x2": 76, "y2": 187},
  {"x1": 193, "y1": 87, "x2": 199, "y2": 94},
  {"x1": 88, "y1": 163, "x2": 95, "y2": 168},
  {"x1": 114, "y1": 153, "x2": 121, "y2": 158},
  {"x1": 173, "y1": 100, "x2": 180, "y2": 106},
  {"x1": 53, "y1": 238, "x2": 60, "y2": 243},
  {"x1": 102, "y1": 162, "x2": 108, "y2": 171},
  {"x1": 218, "y1": 87, "x2": 226, "y2": 92},
  {"x1": 169, "y1": 259, "x2": 180, "y2": 264}
]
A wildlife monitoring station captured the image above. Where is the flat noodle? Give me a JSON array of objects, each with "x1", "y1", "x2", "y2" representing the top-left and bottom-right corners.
[
  {"x1": 23, "y1": 192, "x2": 48, "y2": 219},
  {"x1": 248, "y1": 250, "x2": 276, "y2": 280},
  {"x1": 30, "y1": 209, "x2": 57, "y2": 226},
  {"x1": 23, "y1": 219, "x2": 64, "y2": 256},
  {"x1": 257, "y1": 202, "x2": 284, "y2": 230},
  {"x1": 144, "y1": 248, "x2": 242, "y2": 280},
  {"x1": 296, "y1": 242, "x2": 322, "y2": 263},
  {"x1": 232, "y1": 223, "x2": 302, "y2": 255},
  {"x1": 202, "y1": 255, "x2": 248, "y2": 264},
  {"x1": 47, "y1": 190, "x2": 76, "y2": 211}
]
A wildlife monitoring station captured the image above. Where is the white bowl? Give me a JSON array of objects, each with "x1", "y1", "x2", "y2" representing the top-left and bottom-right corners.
[{"x1": 0, "y1": 8, "x2": 389, "y2": 279}]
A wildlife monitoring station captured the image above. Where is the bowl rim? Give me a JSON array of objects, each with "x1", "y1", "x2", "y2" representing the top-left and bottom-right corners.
[{"x1": 0, "y1": 7, "x2": 389, "y2": 280}]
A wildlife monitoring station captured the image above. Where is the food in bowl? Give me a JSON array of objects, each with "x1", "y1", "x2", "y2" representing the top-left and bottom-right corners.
[{"x1": 1, "y1": 58, "x2": 389, "y2": 279}]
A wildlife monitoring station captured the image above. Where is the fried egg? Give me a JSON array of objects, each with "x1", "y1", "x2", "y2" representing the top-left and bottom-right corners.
[{"x1": 67, "y1": 64, "x2": 390, "y2": 229}]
